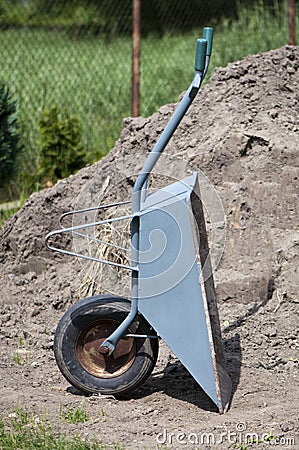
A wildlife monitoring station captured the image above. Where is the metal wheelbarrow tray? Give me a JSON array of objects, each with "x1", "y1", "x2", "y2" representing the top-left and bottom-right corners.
[{"x1": 46, "y1": 27, "x2": 232, "y2": 413}]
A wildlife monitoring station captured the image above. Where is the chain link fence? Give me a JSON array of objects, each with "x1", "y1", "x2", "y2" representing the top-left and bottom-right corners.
[{"x1": 0, "y1": 0, "x2": 296, "y2": 197}]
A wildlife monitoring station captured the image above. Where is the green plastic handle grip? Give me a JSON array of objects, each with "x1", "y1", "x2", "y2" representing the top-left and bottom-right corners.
[
  {"x1": 194, "y1": 38, "x2": 207, "y2": 72},
  {"x1": 203, "y1": 27, "x2": 214, "y2": 56}
]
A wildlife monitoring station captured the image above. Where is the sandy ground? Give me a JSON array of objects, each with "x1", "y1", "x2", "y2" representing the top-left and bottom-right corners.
[{"x1": 0, "y1": 46, "x2": 298, "y2": 449}]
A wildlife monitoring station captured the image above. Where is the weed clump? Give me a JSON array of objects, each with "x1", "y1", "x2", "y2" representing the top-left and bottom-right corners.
[{"x1": 37, "y1": 106, "x2": 86, "y2": 186}]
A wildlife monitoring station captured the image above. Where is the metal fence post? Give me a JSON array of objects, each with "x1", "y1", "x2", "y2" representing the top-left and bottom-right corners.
[
  {"x1": 132, "y1": 0, "x2": 141, "y2": 117},
  {"x1": 288, "y1": 0, "x2": 296, "y2": 45}
]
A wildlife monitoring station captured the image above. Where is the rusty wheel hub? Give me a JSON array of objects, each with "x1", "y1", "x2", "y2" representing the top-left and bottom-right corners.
[{"x1": 76, "y1": 320, "x2": 136, "y2": 378}]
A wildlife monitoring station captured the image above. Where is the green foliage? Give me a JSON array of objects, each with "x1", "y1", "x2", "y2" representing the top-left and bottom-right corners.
[
  {"x1": 0, "y1": 203, "x2": 20, "y2": 228},
  {"x1": 0, "y1": 0, "x2": 131, "y2": 35},
  {"x1": 0, "y1": 1, "x2": 281, "y2": 38},
  {"x1": 213, "y1": 0, "x2": 287, "y2": 66},
  {"x1": 13, "y1": 336, "x2": 30, "y2": 365},
  {"x1": 37, "y1": 106, "x2": 86, "y2": 184},
  {"x1": 59, "y1": 404, "x2": 88, "y2": 424},
  {"x1": 0, "y1": 83, "x2": 22, "y2": 188},
  {"x1": 0, "y1": 0, "x2": 297, "y2": 201},
  {"x1": 0, "y1": 0, "x2": 236, "y2": 35},
  {"x1": 0, "y1": 405, "x2": 120, "y2": 449}
]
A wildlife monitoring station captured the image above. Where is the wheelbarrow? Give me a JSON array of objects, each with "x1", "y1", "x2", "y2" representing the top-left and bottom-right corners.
[{"x1": 46, "y1": 27, "x2": 232, "y2": 413}]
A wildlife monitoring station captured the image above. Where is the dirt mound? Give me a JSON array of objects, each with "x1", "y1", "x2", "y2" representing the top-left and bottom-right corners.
[{"x1": 0, "y1": 46, "x2": 298, "y2": 449}]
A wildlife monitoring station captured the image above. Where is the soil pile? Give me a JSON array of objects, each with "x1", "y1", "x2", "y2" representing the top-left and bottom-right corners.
[{"x1": 0, "y1": 46, "x2": 298, "y2": 449}]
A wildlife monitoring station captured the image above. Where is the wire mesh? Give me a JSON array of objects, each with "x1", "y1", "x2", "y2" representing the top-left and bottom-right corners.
[{"x1": 0, "y1": 0, "x2": 296, "y2": 187}]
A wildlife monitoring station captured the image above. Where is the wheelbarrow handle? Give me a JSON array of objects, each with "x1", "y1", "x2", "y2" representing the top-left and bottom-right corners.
[
  {"x1": 103, "y1": 27, "x2": 214, "y2": 356},
  {"x1": 132, "y1": 27, "x2": 214, "y2": 213},
  {"x1": 195, "y1": 38, "x2": 207, "y2": 72},
  {"x1": 203, "y1": 27, "x2": 214, "y2": 56}
]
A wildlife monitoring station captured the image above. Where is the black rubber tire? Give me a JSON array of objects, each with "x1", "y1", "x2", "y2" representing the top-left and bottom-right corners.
[{"x1": 54, "y1": 295, "x2": 159, "y2": 396}]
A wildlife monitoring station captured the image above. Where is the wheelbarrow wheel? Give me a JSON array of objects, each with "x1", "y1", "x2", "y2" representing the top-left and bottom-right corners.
[{"x1": 53, "y1": 295, "x2": 159, "y2": 397}]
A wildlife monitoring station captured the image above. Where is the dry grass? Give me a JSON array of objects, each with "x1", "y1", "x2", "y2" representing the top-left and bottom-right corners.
[{"x1": 77, "y1": 200, "x2": 132, "y2": 299}]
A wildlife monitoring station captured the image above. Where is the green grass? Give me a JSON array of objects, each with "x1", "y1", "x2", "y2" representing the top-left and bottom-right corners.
[
  {"x1": 0, "y1": 405, "x2": 124, "y2": 450},
  {"x1": 59, "y1": 404, "x2": 88, "y2": 424},
  {"x1": 0, "y1": 0, "x2": 297, "y2": 207},
  {"x1": 0, "y1": 206, "x2": 19, "y2": 228},
  {"x1": 141, "y1": 0, "x2": 291, "y2": 115},
  {"x1": 0, "y1": 29, "x2": 132, "y2": 162},
  {"x1": 0, "y1": 198, "x2": 24, "y2": 227}
]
